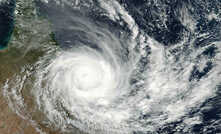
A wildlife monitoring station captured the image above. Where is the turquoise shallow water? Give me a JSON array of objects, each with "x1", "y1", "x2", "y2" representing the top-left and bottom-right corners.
[
  {"x1": 0, "y1": 33, "x2": 13, "y2": 50},
  {"x1": 0, "y1": 0, "x2": 15, "y2": 50},
  {"x1": 1, "y1": 0, "x2": 221, "y2": 134}
]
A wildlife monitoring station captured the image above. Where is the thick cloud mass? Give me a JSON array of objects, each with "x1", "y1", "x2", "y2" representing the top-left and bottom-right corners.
[{"x1": 3, "y1": 0, "x2": 221, "y2": 134}]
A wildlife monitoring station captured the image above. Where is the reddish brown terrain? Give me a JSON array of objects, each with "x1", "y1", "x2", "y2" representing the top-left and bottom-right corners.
[{"x1": 0, "y1": 49, "x2": 61, "y2": 134}]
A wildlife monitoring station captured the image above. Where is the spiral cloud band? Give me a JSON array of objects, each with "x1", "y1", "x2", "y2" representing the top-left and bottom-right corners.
[
  {"x1": 3, "y1": 0, "x2": 221, "y2": 134},
  {"x1": 34, "y1": 46, "x2": 132, "y2": 133}
]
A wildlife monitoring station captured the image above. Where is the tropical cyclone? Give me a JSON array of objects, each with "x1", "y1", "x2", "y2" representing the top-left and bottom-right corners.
[{"x1": 2, "y1": 0, "x2": 221, "y2": 134}]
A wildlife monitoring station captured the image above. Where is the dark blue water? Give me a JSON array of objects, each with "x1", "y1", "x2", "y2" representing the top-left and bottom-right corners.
[
  {"x1": 120, "y1": 1, "x2": 221, "y2": 133},
  {"x1": 4, "y1": 0, "x2": 220, "y2": 133},
  {"x1": 0, "y1": 0, "x2": 15, "y2": 50},
  {"x1": 34, "y1": 0, "x2": 221, "y2": 133}
]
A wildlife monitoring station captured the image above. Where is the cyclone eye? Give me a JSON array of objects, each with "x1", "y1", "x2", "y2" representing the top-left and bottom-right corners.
[
  {"x1": 2, "y1": 0, "x2": 221, "y2": 134},
  {"x1": 74, "y1": 64, "x2": 102, "y2": 90}
]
